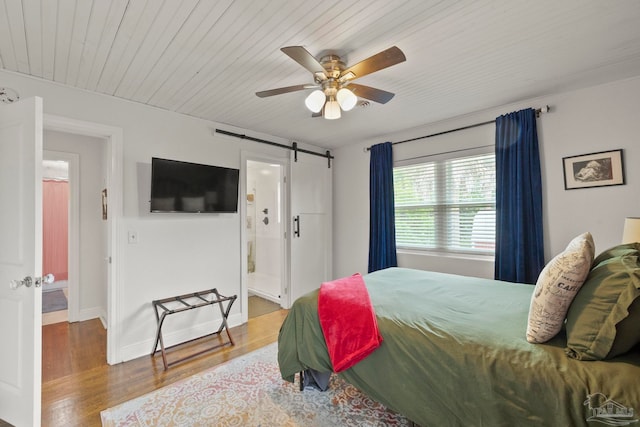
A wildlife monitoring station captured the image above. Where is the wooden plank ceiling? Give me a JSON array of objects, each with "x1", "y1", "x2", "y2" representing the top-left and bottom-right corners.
[{"x1": 1, "y1": 0, "x2": 640, "y2": 148}]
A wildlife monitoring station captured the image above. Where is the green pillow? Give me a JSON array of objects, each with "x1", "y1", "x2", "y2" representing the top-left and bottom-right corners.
[
  {"x1": 607, "y1": 297, "x2": 640, "y2": 358},
  {"x1": 592, "y1": 242, "x2": 640, "y2": 266},
  {"x1": 565, "y1": 254, "x2": 640, "y2": 360}
]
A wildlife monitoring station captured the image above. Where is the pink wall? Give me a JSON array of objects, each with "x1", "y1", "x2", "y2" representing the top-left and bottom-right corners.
[{"x1": 43, "y1": 179, "x2": 69, "y2": 281}]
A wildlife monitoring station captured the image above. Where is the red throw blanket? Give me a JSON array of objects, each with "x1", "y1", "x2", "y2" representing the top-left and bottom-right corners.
[{"x1": 318, "y1": 273, "x2": 383, "y2": 372}]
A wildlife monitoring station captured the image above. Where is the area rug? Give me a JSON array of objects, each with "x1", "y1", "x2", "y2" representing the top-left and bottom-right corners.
[
  {"x1": 42, "y1": 289, "x2": 68, "y2": 313},
  {"x1": 100, "y1": 343, "x2": 410, "y2": 426}
]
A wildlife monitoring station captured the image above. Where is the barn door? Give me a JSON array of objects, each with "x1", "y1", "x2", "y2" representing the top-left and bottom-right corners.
[{"x1": 288, "y1": 151, "x2": 332, "y2": 307}]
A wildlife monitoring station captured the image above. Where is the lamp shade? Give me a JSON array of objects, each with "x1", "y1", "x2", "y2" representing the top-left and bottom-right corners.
[
  {"x1": 336, "y1": 88, "x2": 357, "y2": 111},
  {"x1": 622, "y1": 217, "x2": 640, "y2": 243},
  {"x1": 324, "y1": 98, "x2": 341, "y2": 120},
  {"x1": 305, "y1": 90, "x2": 325, "y2": 113}
]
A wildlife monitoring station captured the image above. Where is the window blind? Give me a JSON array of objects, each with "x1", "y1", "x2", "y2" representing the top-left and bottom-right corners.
[{"x1": 393, "y1": 152, "x2": 496, "y2": 254}]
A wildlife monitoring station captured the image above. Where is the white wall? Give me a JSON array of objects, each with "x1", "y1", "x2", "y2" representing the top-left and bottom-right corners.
[
  {"x1": 44, "y1": 130, "x2": 107, "y2": 320},
  {"x1": 0, "y1": 69, "x2": 307, "y2": 362},
  {"x1": 333, "y1": 76, "x2": 640, "y2": 279}
]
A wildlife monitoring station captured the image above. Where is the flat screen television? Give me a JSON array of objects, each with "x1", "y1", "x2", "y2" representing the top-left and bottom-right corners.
[{"x1": 150, "y1": 157, "x2": 239, "y2": 213}]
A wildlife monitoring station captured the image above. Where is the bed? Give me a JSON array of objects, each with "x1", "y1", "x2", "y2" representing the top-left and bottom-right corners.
[{"x1": 277, "y1": 265, "x2": 640, "y2": 426}]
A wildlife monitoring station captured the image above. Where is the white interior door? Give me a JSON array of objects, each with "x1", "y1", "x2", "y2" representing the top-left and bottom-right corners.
[
  {"x1": 0, "y1": 97, "x2": 43, "y2": 427},
  {"x1": 289, "y1": 151, "x2": 332, "y2": 307}
]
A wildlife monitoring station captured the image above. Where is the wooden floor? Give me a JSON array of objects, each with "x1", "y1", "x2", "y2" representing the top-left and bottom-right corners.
[
  {"x1": 248, "y1": 295, "x2": 281, "y2": 318},
  {"x1": 42, "y1": 309, "x2": 289, "y2": 427}
]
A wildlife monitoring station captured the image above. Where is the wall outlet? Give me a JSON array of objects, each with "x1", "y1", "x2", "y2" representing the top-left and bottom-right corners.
[{"x1": 128, "y1": 231, "x2": 138, "y2": 244}]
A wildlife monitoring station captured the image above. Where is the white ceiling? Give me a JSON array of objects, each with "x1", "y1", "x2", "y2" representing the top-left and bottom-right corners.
[{"x1": 2, "y1": 0, "x2": 640, "y2": 149}]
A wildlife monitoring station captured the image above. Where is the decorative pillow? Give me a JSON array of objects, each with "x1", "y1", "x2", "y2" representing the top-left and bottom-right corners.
[
  {"x1": 565, "y1": 253, "x2": 640, "y2": 360},
  {"x1": 526, "y1": 232, "x2": 595, "y2": 343},
  {"x1": 592, "y1": 242, "x2": 640, "y2": 266}
]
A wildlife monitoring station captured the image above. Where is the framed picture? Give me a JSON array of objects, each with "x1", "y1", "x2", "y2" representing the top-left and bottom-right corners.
[{"x1": 562, "y1": 149, "x2": 625, "y2": 190}]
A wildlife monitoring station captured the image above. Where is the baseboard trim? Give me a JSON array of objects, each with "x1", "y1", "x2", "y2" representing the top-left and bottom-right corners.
[
  {"x1": 248, "y1": 288, "x2": 280, "y2": 304},
  {"x1": 119, "y1": 312, "x2": 243, "y2": 363},
  {"x1": 78, "y1": 306, "x2": 103, "y2": 322},
  {"x1": 99, "y1": 308, "x2": 107, "y2": 329}
]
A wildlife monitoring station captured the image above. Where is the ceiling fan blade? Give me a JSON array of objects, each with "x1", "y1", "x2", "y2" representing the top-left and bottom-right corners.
[
  {"x1": 348, "y1": 83, "x2": 395, "y2": 104},
  {"x1": 281, "y1": 46, "x2": 327, "y2": 80},
  {"x1": 339, "y1": 46, "x2": 406, "y2": 81},
  {"x1": 255, "y1": 84, "x2": 317, "y2": 98}
]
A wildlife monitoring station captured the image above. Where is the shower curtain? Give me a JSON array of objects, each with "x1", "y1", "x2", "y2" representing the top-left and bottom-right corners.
[{"x1": 43, "y1": 179, "x2": 69, "y2": 282}]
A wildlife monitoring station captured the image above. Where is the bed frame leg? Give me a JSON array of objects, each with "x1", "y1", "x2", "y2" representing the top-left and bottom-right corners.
[{"x1": 299, "y1": 371, "x2": 304, "y2": 391}]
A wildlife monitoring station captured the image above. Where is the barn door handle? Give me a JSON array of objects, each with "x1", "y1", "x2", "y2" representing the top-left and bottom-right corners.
[{"x1": 293, "y1": 215, "x2": 300, "y2": 237}]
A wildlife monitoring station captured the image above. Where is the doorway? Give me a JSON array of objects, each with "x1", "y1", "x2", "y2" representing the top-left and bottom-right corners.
[
  {"x1": 42, "y1": 131, "x2": 109, "y2": 328},
  {"x1": 41, "y1": 157, "x2": 71, "y2": 325},
  {"x1": 42, "y1": 114, "x2": 123, "y2": 366},
  {"x1": 245, "y1": 160, "x2": 285, "y2": 318}
]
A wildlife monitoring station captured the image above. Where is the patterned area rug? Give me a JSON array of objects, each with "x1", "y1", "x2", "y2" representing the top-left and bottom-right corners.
[{"x1": 101, "y1": 343, "x2": 410, "y2": 426}]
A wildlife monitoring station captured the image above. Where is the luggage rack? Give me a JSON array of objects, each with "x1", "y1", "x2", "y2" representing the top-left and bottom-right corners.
[{"x1": 151, "y1": 288, "x2": 237, "y2": 370}]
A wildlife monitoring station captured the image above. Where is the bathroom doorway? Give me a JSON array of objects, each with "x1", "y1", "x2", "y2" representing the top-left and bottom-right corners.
[{"x1": 246, "y1": 160, "x2": 284, "y2": 318}]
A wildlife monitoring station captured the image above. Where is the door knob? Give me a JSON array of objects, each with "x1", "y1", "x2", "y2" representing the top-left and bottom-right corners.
[{"x1": 9, "y1": 273, "x2": 54, "y2": 290}]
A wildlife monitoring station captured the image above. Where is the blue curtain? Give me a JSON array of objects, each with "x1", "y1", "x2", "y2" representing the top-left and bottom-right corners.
[
  {"x1": 368, "y1": 142, "x2": 398, "y2": 273},
  {"x1": 494, "y1": 108, "x2": 544, "y2": 284}
]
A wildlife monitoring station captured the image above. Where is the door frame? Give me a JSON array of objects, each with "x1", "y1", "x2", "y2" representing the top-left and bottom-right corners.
[
  {"x1": 240, "y1": 151, "x2": 288, "y2": 323},
  {"x1": 43, "y1": 114, "x2": 123, "y2": 365},
  {"x1": 42, "y1": 150, "x2": 80, "y2": 322}
]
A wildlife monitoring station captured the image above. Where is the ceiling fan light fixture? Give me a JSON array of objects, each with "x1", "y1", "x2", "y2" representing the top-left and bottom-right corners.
[
  {"x1": 305, "y1": 89, "x2": 326, "y2": 113},
  {"x1": 341, "y1": 71, "x2": 356, "y2": 81},
  {"x1": 259, "y1": 45, "x2": 405, "y2": 119},
  {"x1": 324, "y1": 97, "x2": 341, "y2": 120},
  {"x1": 336, "y1": 88, "x2": 357, "y2": 111}
]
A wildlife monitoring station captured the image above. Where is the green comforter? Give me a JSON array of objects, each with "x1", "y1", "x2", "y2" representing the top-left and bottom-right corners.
[{"x1": 278, "y1": 267, "x2": 640, "y2": 426}]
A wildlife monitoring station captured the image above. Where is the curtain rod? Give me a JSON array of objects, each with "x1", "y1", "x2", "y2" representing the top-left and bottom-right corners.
[
  {"x1": 398, "y1": 144, "x2": 495, "y2": 164},
  {"x1": 215, "y1": 128, "x2": 334, "y2": 167},
  {"x1": 365, "y1": 105, "x2": 550, "y2": 152}
]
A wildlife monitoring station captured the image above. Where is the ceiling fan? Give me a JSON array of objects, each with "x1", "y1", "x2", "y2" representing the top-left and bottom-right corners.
[{"x1": 256, "y1": 45, "x2": 406, "y2": 119}]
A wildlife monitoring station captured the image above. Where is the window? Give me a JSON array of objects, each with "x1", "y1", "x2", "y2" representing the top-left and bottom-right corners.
[{"x1": 393, "y1": 150, "x2": 496, "y2": 255}]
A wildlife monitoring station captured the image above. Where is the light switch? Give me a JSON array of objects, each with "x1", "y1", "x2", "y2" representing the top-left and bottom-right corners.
[{"x1": 128, "y1": 231, "x2": 138, "y2": 244}]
